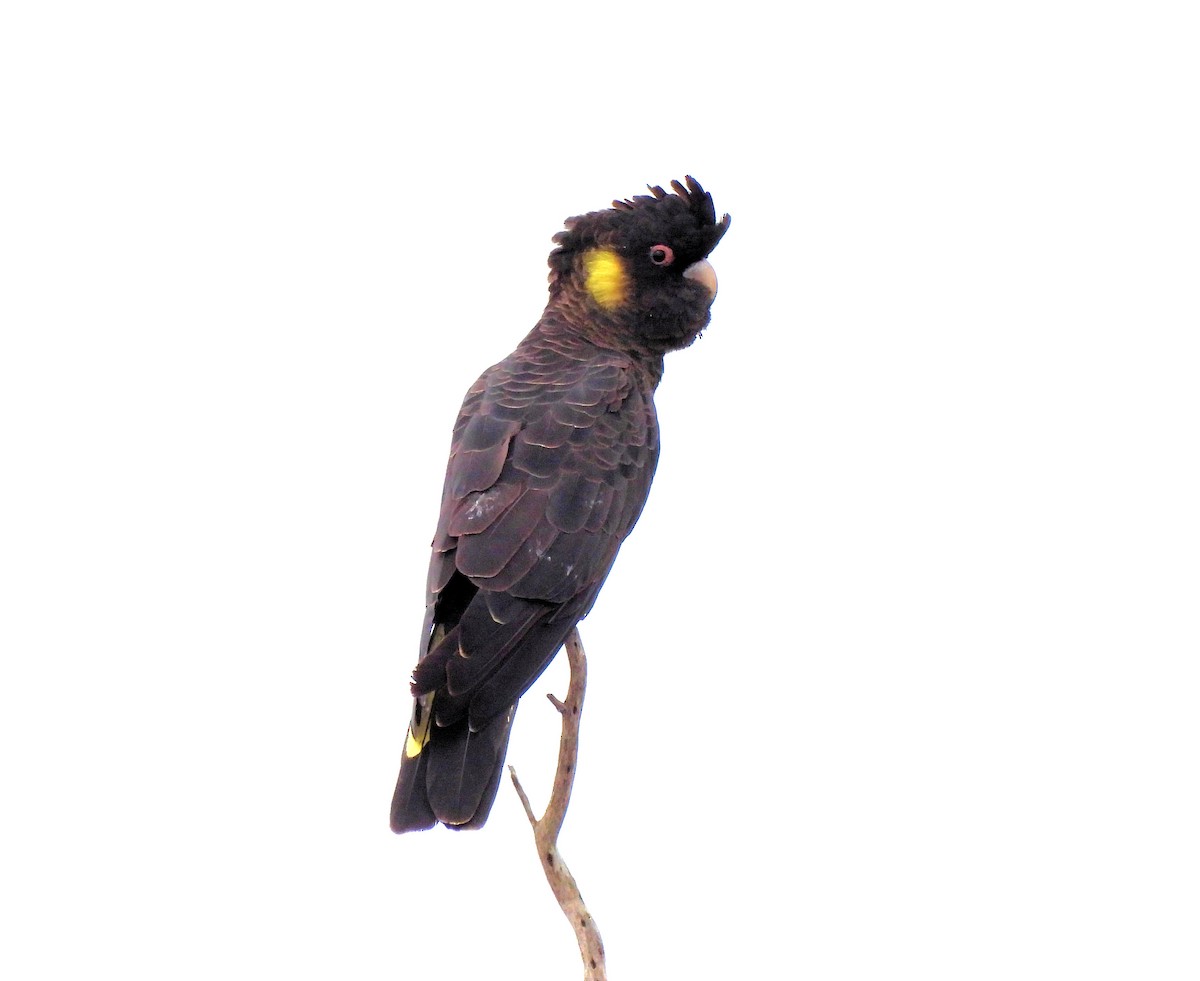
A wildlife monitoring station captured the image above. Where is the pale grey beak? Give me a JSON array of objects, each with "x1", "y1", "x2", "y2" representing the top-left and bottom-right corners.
[{"x1": 682, "y1": 258, "x2": 717, "y2": 296}]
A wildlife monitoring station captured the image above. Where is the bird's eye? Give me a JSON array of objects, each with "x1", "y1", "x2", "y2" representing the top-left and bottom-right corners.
[{"x1": 648, "y1": 244, "x2": 675, "y2": 266}]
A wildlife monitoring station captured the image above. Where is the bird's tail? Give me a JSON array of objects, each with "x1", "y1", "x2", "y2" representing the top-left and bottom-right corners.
[{"x1": 389, "y1": 703, "x2": 517, "y2": 833}]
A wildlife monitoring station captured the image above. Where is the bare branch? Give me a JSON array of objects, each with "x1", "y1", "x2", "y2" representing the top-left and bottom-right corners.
[{"x1": 508, "y1": 628, "x2": 606, "y2": 980}]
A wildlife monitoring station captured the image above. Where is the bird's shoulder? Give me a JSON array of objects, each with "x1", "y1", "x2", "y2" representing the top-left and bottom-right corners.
[
  {"x1": 430, "y1": 324, "x2": 661, "y2": 594},
  {"x1": 479, "y1": 324, "x2": 653, "y2": 412},
  {"x1": 447, "y1": 325, "x2": 658, "y2": 479}
]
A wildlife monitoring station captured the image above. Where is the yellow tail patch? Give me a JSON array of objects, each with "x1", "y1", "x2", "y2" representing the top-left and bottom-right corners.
[
  {"x1": 405, "y1": 693, "x2": 434, "y2": 758},
  {"x1": 583, "y1": 248, "x2": 629, "y2": 310}
]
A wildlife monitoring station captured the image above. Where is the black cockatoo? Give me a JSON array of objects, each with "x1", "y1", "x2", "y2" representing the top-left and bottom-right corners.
[{"x1": 390, "y1": 177, "x2": 730, "y2": 832}]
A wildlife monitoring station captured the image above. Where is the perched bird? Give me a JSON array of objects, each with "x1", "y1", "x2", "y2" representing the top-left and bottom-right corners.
[{"x1": 390, "y1": 177, "x2": 730, "y2": 833}]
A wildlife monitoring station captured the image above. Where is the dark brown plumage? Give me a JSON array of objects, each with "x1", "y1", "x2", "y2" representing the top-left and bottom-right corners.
[{"x1": 390, "y1": 177, "x2": 730, "y2": 832}]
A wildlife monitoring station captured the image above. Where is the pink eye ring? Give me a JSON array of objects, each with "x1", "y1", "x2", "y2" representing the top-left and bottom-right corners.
[{"x1": 648, "y1": 244, "x2": 675, "y2": 266}]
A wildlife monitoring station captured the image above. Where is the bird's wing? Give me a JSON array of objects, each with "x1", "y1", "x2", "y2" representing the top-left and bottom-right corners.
[{"x1": 412, "y1": 337, "x2": 659, "y2": 731}]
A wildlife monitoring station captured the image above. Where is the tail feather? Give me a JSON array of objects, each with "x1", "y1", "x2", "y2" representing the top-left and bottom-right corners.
[
  {"x1": 390, "y1": 704, "x2": 516, "y2": 833},
  {"x1": 389, "y1": 743, "x2": 436, "y2": 833}
]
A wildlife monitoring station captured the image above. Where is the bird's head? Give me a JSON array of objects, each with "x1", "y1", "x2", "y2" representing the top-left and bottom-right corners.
[{"x1": 547, "y1": 177, "x2": 731, "y2": 354}]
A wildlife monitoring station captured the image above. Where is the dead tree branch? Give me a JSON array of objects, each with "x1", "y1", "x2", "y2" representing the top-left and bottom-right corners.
[{"x1": 508, "y1": 628, "x2": 606, "y2": 980}]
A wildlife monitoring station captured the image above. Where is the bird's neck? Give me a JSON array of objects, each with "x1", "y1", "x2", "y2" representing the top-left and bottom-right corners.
[{"x1": 531, "y1": 303, "x2": 665, "y2": 390}]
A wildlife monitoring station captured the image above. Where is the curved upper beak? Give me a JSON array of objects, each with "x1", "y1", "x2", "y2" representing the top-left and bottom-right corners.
[{"x1": 682, "y1": 258, "x2": 718, "y2": 297}]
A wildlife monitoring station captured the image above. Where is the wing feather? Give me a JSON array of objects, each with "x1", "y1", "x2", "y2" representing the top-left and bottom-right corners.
[{"x1": 414, "y1": 332, "x2": 659, "y2": 741}]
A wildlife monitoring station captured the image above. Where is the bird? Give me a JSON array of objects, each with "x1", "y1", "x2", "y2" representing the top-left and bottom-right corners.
[{"x1": 390, "y1": 177, "x2": 730, "y2": 833}]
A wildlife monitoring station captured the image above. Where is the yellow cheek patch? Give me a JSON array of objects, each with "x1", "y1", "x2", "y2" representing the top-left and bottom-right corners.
[
  {"x1": 582, "y1": 248, "x2": 629, "y2": 310},
  {"x1": 405, "y1": 693, "x2": 434, "y2": 758}
]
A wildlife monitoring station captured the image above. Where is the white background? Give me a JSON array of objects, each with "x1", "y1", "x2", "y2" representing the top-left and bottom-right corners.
[{"x1": 2, "y1": 2, "x2": 1197, "y2": 978}]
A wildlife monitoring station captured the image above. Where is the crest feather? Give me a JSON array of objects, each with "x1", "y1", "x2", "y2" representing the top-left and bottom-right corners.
[{"x1": 548, "y1": 177, "x2": 729, "y2": 291}]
